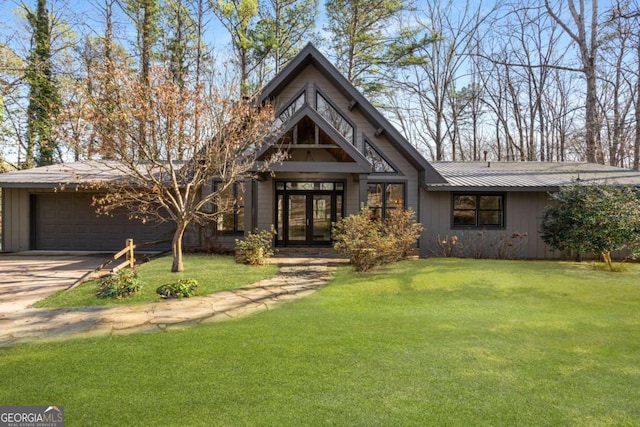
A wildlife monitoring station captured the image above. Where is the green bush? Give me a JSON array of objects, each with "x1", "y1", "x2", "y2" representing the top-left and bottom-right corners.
[
  {"x1": 235, "y1": 226, "x2": 276, "y2": 265},
  {"x1": 332, "y1": 207, "x2": 423, "y2": 272},
  {"x1": 96, "y1": 269, "x2": 144, "y2": 299},
  {"x1": 156, "y1": 279, "x2": 199, "y2": 299},
  {"x1": 540, "y1": 183, "x2": 640, "y2": 269}
]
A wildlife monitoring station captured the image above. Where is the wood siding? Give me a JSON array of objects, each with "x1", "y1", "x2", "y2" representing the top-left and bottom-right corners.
[
  {"x1": 2, "y1": 188, "x2": 30, "y2": 252},
  {"x1": 420, "y1": 189, "x2": 561, "y2": 259}
]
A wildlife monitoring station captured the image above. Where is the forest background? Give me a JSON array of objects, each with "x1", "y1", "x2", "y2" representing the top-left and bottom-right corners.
[{"x1": 1, "y1": 0, "x2": 639, "y2": 171}]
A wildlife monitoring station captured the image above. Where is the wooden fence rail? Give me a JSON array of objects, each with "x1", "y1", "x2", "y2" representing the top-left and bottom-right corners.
[{"x1": 66, "y1": 238, "x2": 171, "y2": 291}]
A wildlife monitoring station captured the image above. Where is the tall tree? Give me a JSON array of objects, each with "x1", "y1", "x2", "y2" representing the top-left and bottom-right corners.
[
  {"x1": 211, "y1": 0, "x2": 262, "y2": 97},
  {"x1": 122, "y1": 0, "x2": 161, "y2": 154},
  {"x1": 0, "y1": 42, "x2": 25, "y2": 168},
  {"x1": 609, "y1": 0, "x2": 640, "y2": 169},
  {"x1": 387, "y1": 0, "x2": 492, "y2": 160},
  {"x1": 324, "y1": 0, "x2": 428, "y2": 97},
  {"x1": 599, "y1": 11, "x2": 635, "y2": 167},
  {"x1": 545, "y1": 0, "x2": 602, "y2": 163},
  {"x1": 260, "y1": 0, "x2": 317, "y2": 74},
  {"x1": 24, "y1": 0, "x2": 60, "y2": 168}
]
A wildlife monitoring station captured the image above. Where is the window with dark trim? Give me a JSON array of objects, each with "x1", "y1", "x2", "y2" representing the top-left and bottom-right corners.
[
  {"x1": 275, "y1": 91, "x2": 305, "y2": 126},
  {"x1": 367, "y1": 182, "x2": 405, "y2": 220},
  {"x1": 453, "y1": 194, "x2": 504, "y2": 228},
  {"x1": 364, "y1": 140, "x2": 397, "y2": 173},
  {"x1": 315, "y1": 91, "x2": 354, "y2": 144},
  {"x1": 213, "y1": 182, "x2": 245, "y2": 233}
]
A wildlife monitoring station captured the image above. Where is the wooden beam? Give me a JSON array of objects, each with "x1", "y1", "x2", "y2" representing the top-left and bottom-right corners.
[
  {"x1": 264, "y1": 161, "x2": 371, "y2": 173},
  {"x1": 290, "y1": 144, "x2": 339, "y2": 149}
]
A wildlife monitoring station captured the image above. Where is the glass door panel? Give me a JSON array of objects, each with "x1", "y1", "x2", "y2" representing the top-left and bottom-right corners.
[
  {"x1": 287, "y1": 194, "x2": 307, "y2": 242},
  {"x1": 312, "y1": 195, "x2": 332, "y2": 242}
]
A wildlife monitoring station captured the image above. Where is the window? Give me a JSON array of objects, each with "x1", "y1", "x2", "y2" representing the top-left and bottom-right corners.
[
  {"x1": 275, "y1": 91, "x2": 305, "y2": 127},
  {"x1": 453, "y1": 194, "x2": 504, "y2": 228},
  {"x1": 316, "y1": 91, "x2": 354, "y2": 144},
  {"x1": 367, "y1": 182, "x2": 405, "y2": 220},
  {"x1": 213, "y1": 182, "x2": 245, "y2": 233},
  {"x1": 364, "y1": 141, "x2": 396, "y2": 173}
]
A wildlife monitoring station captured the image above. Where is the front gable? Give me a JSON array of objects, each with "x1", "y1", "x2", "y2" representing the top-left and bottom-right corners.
[
  {"x1": 257, "y1": 104, "x2": 371, "y2": 173},
  {"x1": 259, "y1": 43, "x2": 447, "y2": 185}
]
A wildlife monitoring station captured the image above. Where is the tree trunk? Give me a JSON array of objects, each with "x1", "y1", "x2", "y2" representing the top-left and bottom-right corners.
[
  {"x1": 634, "y1": 41, "x2": 640, "y2": 170},
  {"x1": 602, "y1": 251, "x2": 613, "y2": 271},
  {"x1": 171, "y1": 222, "x2": 188, "y2": 272}
]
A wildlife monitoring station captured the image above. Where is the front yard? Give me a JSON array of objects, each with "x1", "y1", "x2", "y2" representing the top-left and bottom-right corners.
[
  {"x1": 34, "y1": 254, "x2": 278, "y2": 308},
  {"x1": 2, "y1": 258, "x2": 639, "y2": 425}
]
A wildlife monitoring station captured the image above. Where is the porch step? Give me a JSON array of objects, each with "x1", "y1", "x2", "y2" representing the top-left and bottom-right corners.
[{"x1": 273, "y1": 247, "x2": 346, "y2": 259}]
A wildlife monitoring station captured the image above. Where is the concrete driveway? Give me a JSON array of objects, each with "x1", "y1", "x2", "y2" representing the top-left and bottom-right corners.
[{"x1": 0, "y1": 253, "x2": 109, "y2": 314}]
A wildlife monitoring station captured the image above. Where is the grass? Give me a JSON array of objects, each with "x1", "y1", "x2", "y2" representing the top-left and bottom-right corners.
[
  {"x1": 33, "y1": 254, "x2": 278, "y2": 308},
  {"x1": 3, "y1": 258, "x2": 640, "y2": 425}
]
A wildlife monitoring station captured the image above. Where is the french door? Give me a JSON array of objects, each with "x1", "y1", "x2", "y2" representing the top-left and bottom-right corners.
[{"x1": 276, "y1": 182, "x2": 344, "y2": 246}]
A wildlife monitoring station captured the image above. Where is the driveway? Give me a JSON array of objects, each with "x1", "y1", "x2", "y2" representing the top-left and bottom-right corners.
[{"x1": 0, "y1": 254, "x2": 109, "y2": 314}]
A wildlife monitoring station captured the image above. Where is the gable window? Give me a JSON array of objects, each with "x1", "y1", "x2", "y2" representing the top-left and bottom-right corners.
[
  {"x1": 213, "y1": 182, "x2": 245, "y2": 233},
  {"x1": 316, "y1": 91, "x2": 354, "y2": 144},
  {"x1": 364, "y1": 140, "x2": 397, "y2": 173},
  {"x1": 367, "y1": 182, "x2": 404, "y2": 220},
  {"x1": 453, "y1": 194, "x2": 504, "y2": 228},
  {"x1": 276, "y1": 91, "x2": 305, "y2": 126}
]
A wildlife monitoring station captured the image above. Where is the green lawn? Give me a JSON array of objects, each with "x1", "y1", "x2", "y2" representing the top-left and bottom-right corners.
[
  {"x1": 3, "y1": 259, "x2": 640, "y2": 425},
  {"x1": 34, "y1": 254, "x2": 278, "y2": 308}
]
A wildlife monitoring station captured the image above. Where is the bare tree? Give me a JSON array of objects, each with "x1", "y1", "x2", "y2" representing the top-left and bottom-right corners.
[
  {"x1": 389, "y1": 0, "x2": 494, "y2": 161},
  {"x1": 87, "y1": 64, "x2": 282, "y2": 272},
  {"x1": 545, "y1": 0, "x2": 602, "y2": 163},
  {"x1": 608, "y1": 0, "x2": 640, "y2": 169}
]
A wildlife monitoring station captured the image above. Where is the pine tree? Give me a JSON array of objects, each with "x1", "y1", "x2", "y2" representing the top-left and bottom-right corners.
[
  {"x1": 324, "y1": 0, "x2": 424, "y2": 96},
  {"x1": 212, "y1": 0, "x2": 261, "y2": 97},
  {"x1": 261, "y1": 0, "x2": 318, "y2": 74}
]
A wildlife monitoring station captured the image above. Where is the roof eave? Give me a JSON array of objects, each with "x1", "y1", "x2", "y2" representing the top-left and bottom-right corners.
[{"x1": 424, "y1": 185, "x2": 560, "y2": 193}]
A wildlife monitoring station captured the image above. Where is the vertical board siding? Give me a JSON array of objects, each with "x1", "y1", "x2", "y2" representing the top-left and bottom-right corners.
[
  {"x1": 256, "y1": 177, "x2": 274, "y2": 231},
  {"x1": 3, "y1": 188, "x2": 30, "y2": 252},
  {"x1": 420, "y1": 189, "x2": 560, "y2": 259}
]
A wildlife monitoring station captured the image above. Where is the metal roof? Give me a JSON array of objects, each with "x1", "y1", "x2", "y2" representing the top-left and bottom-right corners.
[
  {"x1": 4, "y1": 160, "x2": 640, "y2": 192},
  {"x1": 427, "y1": 162, "x2": 640, "y2": 192},
  {"x1": 0, "y1": 161, "x2": 129, "y2": 188}
]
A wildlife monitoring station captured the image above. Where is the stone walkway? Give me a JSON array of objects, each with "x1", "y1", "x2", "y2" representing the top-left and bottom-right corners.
[{"x1": 0, "y1": 257, "x2": 345, "y2": 348}]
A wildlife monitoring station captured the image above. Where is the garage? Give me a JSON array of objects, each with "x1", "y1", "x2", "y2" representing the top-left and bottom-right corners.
[{"x1": 33, "y1": 193, "x2": 174, "y2": 251}]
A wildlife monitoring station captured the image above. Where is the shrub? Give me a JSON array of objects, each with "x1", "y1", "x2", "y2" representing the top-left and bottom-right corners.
[
  {"x1": 332, "y1": 207, "x2": 423, "y2": 272},
  {"x1": 235, "y1": 226, "x2": 276, "y2": 265},
  {"x1": 96, "y1": 269, "x2": 144, "y2": 299},
  {"x1": 384, "y1": 208, "x2": 424, "y2": 258},
  {"x1": 540, "y1": 183, "x2": 640, "y2": 270},
  {"x1": 435, "y1": 234, "x2": 462, "y2": 257},
  {"x1": 156, "y1": 279, "x2": 199, "y2": 299},
  {"x1": 492, "y1": 232, "x2": 528, "y2": 259},
  {"x1": 430, "y1": 231, "x2": 528, "y2": 259}
]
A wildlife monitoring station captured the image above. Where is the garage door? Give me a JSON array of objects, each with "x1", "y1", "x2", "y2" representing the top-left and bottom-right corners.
[{"x1": 34, "y1": 193, "x2": 174, "y2": 251}]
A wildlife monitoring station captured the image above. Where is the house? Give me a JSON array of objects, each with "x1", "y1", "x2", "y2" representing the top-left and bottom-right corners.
[{"x1": 2, "y1": 44, "x2": 640, "y2": 258}]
